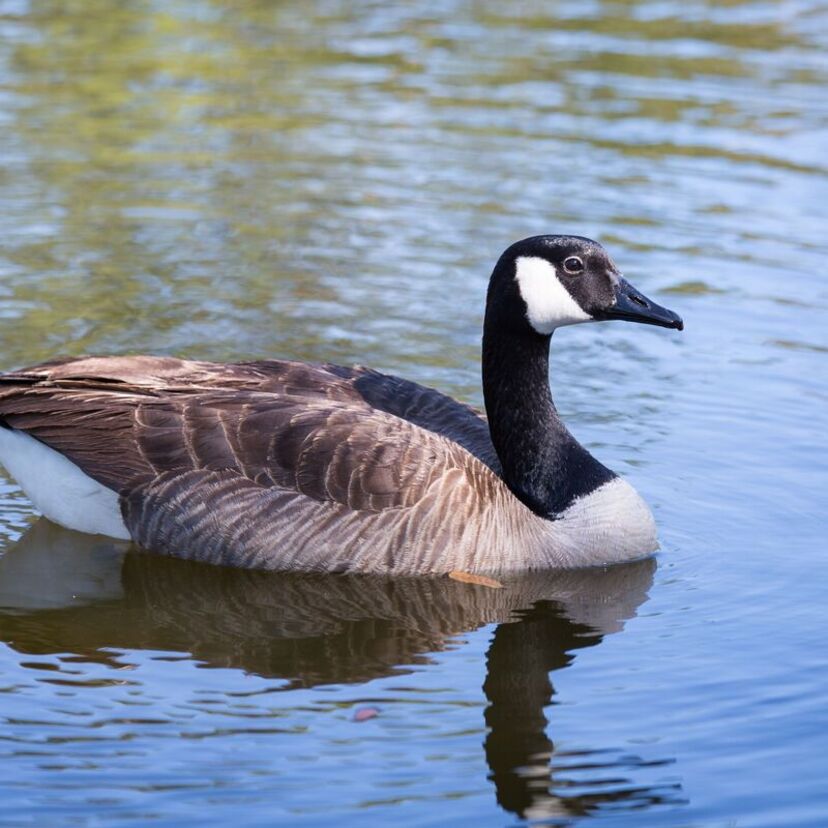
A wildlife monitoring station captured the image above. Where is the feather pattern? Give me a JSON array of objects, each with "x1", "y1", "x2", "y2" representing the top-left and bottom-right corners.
[{"x1": 0, "y1": 356, "x2": 555, "y2": 573}]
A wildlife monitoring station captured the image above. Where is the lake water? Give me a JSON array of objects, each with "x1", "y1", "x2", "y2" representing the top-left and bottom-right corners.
[{"x1": 0, "y1": 1, "x2": 826, "y2": 825}]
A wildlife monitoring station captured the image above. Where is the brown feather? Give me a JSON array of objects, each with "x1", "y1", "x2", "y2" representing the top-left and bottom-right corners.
[{"x1": 0, "y1": 356, "x2": 496, "y2": 518}]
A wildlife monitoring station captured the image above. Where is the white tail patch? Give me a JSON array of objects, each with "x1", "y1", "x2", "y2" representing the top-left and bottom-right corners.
[
  {"x1": 514, "y1": 256, "x2": 591, "y2": 334},
  {"x1": 0, "y1": 428, "x2": 130, "y2": 540}
]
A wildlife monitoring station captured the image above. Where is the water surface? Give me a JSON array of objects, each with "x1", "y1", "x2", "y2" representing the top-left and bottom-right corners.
[{"x1": 0, "y1": 1, "x2": 826, "y2": 825}]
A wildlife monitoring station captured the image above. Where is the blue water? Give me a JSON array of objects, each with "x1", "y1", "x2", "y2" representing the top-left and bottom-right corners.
[{"x1": 0, "y1": 0, "x2": 826, "y2": 825}]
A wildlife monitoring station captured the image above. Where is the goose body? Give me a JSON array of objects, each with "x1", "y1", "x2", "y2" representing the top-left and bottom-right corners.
[{"x1": 0, "y1": 236, "x2": 682, "y2": 574}]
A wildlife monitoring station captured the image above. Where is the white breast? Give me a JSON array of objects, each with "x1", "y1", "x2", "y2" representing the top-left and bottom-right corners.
[
  {"x1": 550, "y1": 477, "x2": 659, "y2": 567},
  {"x1": 0, "y1": 428, "x2": 130, "y2": 539}
]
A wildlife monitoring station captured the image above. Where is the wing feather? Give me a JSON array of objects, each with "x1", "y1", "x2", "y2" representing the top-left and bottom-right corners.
[{"x1": 0, "y1": 356, "x2": 492, "y2": 516}]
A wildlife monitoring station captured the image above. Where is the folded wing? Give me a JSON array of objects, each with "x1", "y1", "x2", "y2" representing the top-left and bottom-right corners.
[{"x1": 0, "y1": 356, "x2": 498, "y2": 515}]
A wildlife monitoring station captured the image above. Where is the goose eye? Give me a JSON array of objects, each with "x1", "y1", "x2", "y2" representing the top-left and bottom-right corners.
[{"x1": 563, "y1": 257, "x2": 584, "y2": 274}]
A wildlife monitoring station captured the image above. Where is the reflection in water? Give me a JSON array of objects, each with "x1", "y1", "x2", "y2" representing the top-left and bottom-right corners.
[
  {"x1": 485, "y1": 605, "x2": 681, "y2": 822},
  {"x1": 0, "y1": 520, "x2": 681, "y2": 823}
]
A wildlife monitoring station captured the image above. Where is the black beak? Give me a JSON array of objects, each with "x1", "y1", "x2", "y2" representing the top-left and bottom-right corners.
[{"x1": 597, "y1": 277, "x2": 684, "y2": 331}]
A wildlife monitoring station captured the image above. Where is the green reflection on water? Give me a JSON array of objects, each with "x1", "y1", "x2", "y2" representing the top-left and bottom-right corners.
[{"x1": 2, "y1": 0, "x2": 822, "y2": 371}]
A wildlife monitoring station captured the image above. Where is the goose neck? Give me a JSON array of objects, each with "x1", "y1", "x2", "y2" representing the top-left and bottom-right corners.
[{"x1": 481, "y1": 327, "x2": 612, "y2": 517}]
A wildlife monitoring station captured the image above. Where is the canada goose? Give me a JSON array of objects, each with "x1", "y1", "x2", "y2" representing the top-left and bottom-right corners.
[{"x1": 0, "y1": 235, "x2": 682, "y2": 573}]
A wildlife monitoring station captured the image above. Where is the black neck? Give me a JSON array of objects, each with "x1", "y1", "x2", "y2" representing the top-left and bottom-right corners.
[{"x1": 481, "y1": 325, "x2": 614, "y2": 517}]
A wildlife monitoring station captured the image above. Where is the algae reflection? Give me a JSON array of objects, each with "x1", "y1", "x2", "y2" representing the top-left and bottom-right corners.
[{"x1": 0, "y1": 521, "x2": 682, "y2": 822}]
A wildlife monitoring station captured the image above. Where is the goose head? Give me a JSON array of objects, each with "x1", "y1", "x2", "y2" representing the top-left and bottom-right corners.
[{"x1": 486, "y1": 235, "x2": 683, "y2": 336}]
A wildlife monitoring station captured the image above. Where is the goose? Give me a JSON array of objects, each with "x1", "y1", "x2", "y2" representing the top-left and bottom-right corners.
[{"x1": 0, "y1": 235, "x2": 682, "y2": 574}]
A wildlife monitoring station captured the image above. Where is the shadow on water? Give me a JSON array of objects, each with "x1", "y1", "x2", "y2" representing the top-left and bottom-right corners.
[{"x1": 0, "y1": 520, "x2": 683, "y2": 824}]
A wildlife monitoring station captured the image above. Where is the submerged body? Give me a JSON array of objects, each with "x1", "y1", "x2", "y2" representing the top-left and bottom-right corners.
[{"x1": 0, "y1": 236, "x2": 681, "y2": 573}]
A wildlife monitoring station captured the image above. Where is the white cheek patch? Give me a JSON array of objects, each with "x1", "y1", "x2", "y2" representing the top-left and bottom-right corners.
[{"x1": 514, "y1": 256, "x2": 592, "y2": 334}]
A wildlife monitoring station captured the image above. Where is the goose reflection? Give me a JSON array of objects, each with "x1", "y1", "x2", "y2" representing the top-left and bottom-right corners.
[{"x1": 0, "y1": 520, "x2": 682, "y2": 823}]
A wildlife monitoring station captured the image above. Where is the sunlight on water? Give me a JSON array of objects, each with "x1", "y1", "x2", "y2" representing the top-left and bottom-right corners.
[{"x1": 0, "y1": 0, "x2": 826, "y2": 825}]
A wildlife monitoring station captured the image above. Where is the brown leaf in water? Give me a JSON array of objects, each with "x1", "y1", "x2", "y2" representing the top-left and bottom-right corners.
[{"x1": 448, "y1": 570, "x2": 504, "y2": 589}]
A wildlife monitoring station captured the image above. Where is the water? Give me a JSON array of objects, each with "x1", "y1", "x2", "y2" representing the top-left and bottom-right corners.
[{"x1": 0, "y1": 0, "x2": 826, "y2": 825}]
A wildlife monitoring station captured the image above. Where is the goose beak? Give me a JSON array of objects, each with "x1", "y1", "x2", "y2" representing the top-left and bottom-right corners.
[{"x1": 599, "y1": 278, "x2": 684, "y2": 331}]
